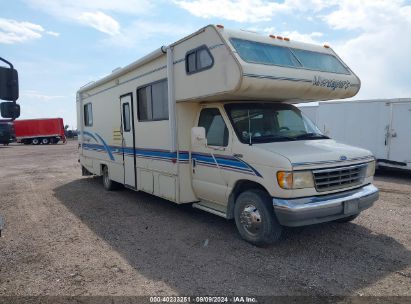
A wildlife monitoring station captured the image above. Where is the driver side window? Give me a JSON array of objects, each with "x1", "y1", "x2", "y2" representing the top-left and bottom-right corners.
[{"x1": 198, "y1": 108, "x2": 229, "y2": 147}]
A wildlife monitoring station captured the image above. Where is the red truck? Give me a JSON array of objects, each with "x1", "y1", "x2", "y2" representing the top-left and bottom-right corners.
[{"x1": 13, "y1": 118, "x2": 66, "y2": 145}]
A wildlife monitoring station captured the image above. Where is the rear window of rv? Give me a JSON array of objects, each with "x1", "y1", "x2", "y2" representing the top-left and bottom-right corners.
[{"x1": 230, "y1": 38, "x2": 350, "y2": 75}]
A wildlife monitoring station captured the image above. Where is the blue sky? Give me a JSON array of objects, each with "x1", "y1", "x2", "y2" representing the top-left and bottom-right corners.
[{"x1": 1, "y1": 0, "x2": 411, "y2": 128}]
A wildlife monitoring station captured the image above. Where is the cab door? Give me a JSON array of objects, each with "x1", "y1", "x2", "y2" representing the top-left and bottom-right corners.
[
  {"x1": 120, "y1": 93, "x2": 136, "y2": 188},
  {"x1": 191, "y1": 106, "x2": 232, "y2": 204}
]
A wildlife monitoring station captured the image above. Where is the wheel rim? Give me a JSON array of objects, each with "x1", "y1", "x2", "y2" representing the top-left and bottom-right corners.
[
  {"x1": 240, "y1": 204, "x2": 262, "y2": 236},
  {"x1": 42, "y1": 139, "x2": 48, "y2": 144},
  {"x1": 32, "y1": 139, "x2": 39, "y2": 144}
]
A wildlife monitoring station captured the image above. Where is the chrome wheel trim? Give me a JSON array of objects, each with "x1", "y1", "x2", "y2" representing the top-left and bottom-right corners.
[
  {"x1": 239, "y1": 203, "x2": 262, "y2": 235},
  {"x1": 32, "y1": 138, "x2": 39, "y2": 144},
  {"x1": 42, "y1": 138, "x2": 49, "y2": 144}
]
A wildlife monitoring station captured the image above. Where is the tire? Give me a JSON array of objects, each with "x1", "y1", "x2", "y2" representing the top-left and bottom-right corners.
[
  {"x1": 234, "y1": 189, "x2": 282, "y2": 246},
  {"x1": 41, "y1": 138, "x2": 50, "y2": 145},
  {"x1": 335, "y1": 214, "x2": 359, "y2": 223},
  {"x1": 102, "y1": 166, "x2": 118, "y2": 191},
  {"x1": 31, "y1": 138, "x2": 40, "y2": 145}
]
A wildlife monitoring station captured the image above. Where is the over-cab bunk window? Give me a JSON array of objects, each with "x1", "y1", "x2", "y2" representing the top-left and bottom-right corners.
[
  {"x1": 185, "y1": 45, "x2": 214, "y2": 75},
  {"x1": 137, "y1": 79, "x2": 169, "y2": 121},
  {"x1": 230, "y1": 38, "x2": 350, "y2": 75}
]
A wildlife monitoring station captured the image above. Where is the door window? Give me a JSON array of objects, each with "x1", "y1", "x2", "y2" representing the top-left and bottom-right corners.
[
  {"x1": 198, "y1": 108, "x2": 228, "y2": 147},
  {"x1": 123, "y1": 102, "x2": 131, "y2": 132}
]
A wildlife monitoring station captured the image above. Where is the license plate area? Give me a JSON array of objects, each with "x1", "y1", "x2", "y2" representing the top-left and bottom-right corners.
[{"x1": 344, "y1": 199, "x2": 359, "y2": 214}]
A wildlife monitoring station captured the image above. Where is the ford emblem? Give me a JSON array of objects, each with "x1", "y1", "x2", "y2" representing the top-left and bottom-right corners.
[{"x1": 340, "y1": 155, "x2": 348, "y2": 161}]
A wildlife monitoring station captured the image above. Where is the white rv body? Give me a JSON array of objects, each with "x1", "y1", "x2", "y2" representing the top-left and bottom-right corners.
[
  {"x1": 77, "y1": 25, "x2": 378, "y2": 245},
  {"x1": 299, "y1": 99, "x2": 411, "y2": 171}
]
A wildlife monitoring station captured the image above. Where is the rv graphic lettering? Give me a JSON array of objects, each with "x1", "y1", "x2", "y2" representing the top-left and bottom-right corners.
[{"x1": 312, "y1": 76, "x2": 351, "y2": 90}]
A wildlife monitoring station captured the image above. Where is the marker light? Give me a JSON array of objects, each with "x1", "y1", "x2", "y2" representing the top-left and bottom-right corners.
[
  {"x1": 216, "y1": 24, "x2": 224, "y2": 29},
  {"x1": 284, "y1": 37, "x2": 290, "y2": 41},
  {"x1": 366, "y1": 160, "x2": 376, "y2": 177},
  {"x1": 269, "y1": 35, "x2": 276, "y2": 39}
]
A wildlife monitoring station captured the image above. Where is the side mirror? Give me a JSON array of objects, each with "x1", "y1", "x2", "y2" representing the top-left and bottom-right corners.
[
  {"x1": 0, "y1": 66, "x2": 19, "y2": 101},
  {"x1": 191, "y1": 127, "x2": 207, "y2": 147},
  {"x1": 1, "y1": 102, "x2": 20, "y2": 119}
]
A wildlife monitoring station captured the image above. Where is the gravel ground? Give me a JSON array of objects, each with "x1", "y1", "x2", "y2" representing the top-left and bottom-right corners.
[{"x1": 0, "y1": 140, "x2": 410, "y2": 296}]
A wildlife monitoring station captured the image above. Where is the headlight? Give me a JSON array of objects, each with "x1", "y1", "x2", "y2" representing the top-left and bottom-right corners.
[
  {"x1": 277, "y1": 171, "x2": 314, "y2": 189},
  {"x1": 366, "y1": 160, "x2": 376, "y2": 177}
]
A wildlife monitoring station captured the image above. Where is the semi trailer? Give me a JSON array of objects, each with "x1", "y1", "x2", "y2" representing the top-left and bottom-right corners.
[
  {"x1": 77, "y1": 25, "x2": 378, "y2": 245},
  {"x1": 14, "y1": 118, "x2": 66, "y2": 145},
  {"x1": 299, "y1": 99, "x2": 411, "y2": 172}
]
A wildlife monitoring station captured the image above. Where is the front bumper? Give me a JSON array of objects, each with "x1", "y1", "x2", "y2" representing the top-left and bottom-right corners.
[{"x1": 272, "y1": 184, "x2": 379, "y2": 227}]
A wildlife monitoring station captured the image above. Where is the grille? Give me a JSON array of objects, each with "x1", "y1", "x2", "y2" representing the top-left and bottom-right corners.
[{"x1": 313, "y1": 164, "x2": 366, "y2": 192}]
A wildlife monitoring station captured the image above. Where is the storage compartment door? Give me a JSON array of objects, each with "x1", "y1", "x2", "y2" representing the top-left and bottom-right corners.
[{"x1": 388, "y1": 103, "x2": 411, "y2": 165}]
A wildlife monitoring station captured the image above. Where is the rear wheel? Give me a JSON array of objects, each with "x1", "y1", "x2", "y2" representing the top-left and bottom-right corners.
[
  {"x1": 41, "y1": 138, "x2": 50, "y2": 145},
  {"x1": 102, "y1": 166, "x2": 118, "y2": 191},
  {"x1": 234, "y1": 189, "x2": 282, "y2": 246},
  {"x1": 31, "y1": 138, "x2": 40, "y2": 145}
]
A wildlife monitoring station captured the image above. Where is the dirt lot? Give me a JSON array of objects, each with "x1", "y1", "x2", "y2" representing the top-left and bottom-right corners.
[{"x1": 0, "y1": 140, "x2": 410, "y2": 296}]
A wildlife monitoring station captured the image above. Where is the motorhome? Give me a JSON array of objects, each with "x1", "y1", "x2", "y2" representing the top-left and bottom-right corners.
[
  {"x1": 77, "y1": 25, "x2": 379, "y2": 245},
  {"x1": 299, "y1": 99, "x2": 411, "y2": 172}
]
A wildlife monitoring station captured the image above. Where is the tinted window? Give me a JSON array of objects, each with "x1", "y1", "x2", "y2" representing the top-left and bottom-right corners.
[
  {"x1": 230, "y1": 38, "x2": 350, "y2": 74},
  {"x1": 198, "y1": 108, "x2": 228, "y2": 147},
  {"x1": 123, "y1": 103, "x2": 131, "y2": 132},
  {"x1": 137, "y1": 79, "x2": 168, "y2": 121},
  {"x1": 185, "y1": 46, "x2": 213, "y2": 74},
  {"x1": 84, "y1": 103, "x2": 93, "y2": 126},
  {"x1": 152, "y1": 80, "x2": 169, "y2": 120},
  {"x1": 187, "y1": 52, "x2": 196, "y2": 73},
  {"x1": 291, "y1": 49, "x2": 350, "y2": 74}
]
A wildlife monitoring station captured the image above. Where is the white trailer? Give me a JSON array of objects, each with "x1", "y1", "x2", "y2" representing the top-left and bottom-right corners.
[
  {"x1": 299, "y1": 99, "x2": 411, "y2": 171},
  {"x1": 77, "y1": 25, "x2": 378, "y2": 245}
]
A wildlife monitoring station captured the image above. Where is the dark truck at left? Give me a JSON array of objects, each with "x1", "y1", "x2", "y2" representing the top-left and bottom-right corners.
[{"x1": 0, "y1": 122, "x2": 15, "y2": 145}]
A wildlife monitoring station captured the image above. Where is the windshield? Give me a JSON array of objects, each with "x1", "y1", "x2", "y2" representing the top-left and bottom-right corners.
[
  {"x1": 225, "y1": 103, "x2": 327, "y2": 144},
  {"x1": 230, "y1": 38, "x2": 350, "y2": 75}
]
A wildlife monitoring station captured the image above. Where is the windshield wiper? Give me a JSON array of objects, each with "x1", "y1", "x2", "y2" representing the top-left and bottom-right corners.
[
  {"x1": 292, "y1": 133, "x2": 329, "y2": 140},
  {"x1": 252, "y1": 135, "x2": 296, "y2": 142}
]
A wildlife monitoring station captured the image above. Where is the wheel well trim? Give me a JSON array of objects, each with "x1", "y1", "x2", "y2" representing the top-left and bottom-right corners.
[{"x1": 226, "y1": 179, "x2": 271, "y2": 219}]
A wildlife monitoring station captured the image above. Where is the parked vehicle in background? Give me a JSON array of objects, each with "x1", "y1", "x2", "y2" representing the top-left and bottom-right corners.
[
  {"x1": 77, "y1": 25, "x2": 378, "y2": 246},
  {"x1": 14, "y1": 118, "x2": 66, "y2": 145},
  {"x1": 299, "y1": 98, "x2": 411, "y2": 172},
  {"x1": 0, "y1": 122, "x2": 15, "y2": 145}
]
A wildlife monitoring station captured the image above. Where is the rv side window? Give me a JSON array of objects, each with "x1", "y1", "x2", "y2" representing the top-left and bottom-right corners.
[
  {"x1": 185, "y1": 45, "x2": 214, "y2": 75},
  {"x1": 123, "y1": 103, "x2": 131, "y2": 132},
  {"x1": 84, "y1": 103, "x2": 93, "y2": 126},
  {"x1": 198, "y1": 108, "x2": 228, "y2": 147},
  {"x1": 137, "y1": 79, "x2": 168, "y2": 121}
]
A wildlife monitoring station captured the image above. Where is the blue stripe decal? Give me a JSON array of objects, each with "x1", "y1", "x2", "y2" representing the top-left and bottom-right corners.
[
  {"x1": 93, "y1": 133, "x2": 115, "y2": 161},
  {"x1": 82, "y1": 132, "x2": 260, "y2": 176}
]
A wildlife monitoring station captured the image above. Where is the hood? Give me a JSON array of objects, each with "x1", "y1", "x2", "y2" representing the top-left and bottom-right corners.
[{"x1": 256, "y1": 139, "x2": 373, "y2": 168}]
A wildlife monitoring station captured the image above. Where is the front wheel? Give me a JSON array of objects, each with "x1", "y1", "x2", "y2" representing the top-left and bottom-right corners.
[{"x1": 234, "y1": 189, "x2": 282, "y2": 246}]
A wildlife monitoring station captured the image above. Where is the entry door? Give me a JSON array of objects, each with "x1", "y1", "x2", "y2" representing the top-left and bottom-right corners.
[
  {"x1": 191, "y1": 107, "x2": 231, "y2": 204},
  {"x1": 388, "y1": 103, "x2": 411, "y2": 163},
  {"x1": 120, "y1": 93, "x2": 136, "y2": 188}
]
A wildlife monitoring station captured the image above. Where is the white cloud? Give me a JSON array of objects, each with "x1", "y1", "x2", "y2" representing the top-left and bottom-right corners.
[
  {"x1": 24, "y1": 0, "x2": 154, "y2": 35},
  {"x1": 105, "y1": 21, "x2": 195, "y2": 48},
  {"x1": 327, "y1": 1, "x2": 411, "y2": 99},
  {"x1": 21, "y1": 90, "x2": 65, "y2": 101},
  {"x1": 173, "y1": 0, "x2": 290, "y2": 23},
  {"x1": 281, "y1": 31, "x2": 324, "y2": 44},
  {"x1": 77, "y1": 11, "x2": 120, "y2": 36},
  {"x1": 0, "y1": 18, "x2": 58, "y2": 44}
]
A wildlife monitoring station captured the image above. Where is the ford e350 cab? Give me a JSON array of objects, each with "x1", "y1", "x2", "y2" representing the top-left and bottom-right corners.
[{"x1": 77, "y1": 25, "x2": 379, "y2": 246}]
